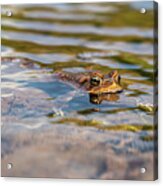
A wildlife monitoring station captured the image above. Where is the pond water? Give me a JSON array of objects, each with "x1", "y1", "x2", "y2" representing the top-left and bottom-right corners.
[{"x1": 1, "y1": 2, "x2": 157, "y2": 179}]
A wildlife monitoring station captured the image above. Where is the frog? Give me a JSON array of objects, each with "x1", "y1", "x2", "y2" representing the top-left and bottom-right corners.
[{"x1": 56, "y1": 70, "x2": 123, "y2": 104}]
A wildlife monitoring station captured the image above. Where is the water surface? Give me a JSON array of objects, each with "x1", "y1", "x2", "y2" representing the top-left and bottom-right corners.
[{"x1": 1, "y1": 2, "x2": 157, "y2": 179}]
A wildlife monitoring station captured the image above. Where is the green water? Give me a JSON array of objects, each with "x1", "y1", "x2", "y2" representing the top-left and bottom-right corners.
[{"x1": 1, "y1": 2, "x2": 156, "y2": 137}]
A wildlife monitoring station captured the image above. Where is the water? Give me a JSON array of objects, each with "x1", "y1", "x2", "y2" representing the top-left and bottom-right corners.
[{"x1": 1, "y1": 2, "x2": 157, "y2": 179}]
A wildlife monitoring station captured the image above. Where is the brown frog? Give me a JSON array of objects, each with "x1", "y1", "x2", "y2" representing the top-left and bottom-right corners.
[{"x1": 56, "y1": 70, "x2": 123, "y2": 104}]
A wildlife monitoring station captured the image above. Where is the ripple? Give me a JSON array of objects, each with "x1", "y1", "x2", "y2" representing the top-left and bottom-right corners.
[
  {"x1": 2, "y1": 30, "x2": 84, "y2": 46},
  {"x1": 24, "y1": 11, "x2": 98, "y2": 21},
  {"x1": 85, "y1": 41, "x2": 153, "y2": 55},
  {"x1": 2, "y1": 18, "x2": 153, "y2": 38}
]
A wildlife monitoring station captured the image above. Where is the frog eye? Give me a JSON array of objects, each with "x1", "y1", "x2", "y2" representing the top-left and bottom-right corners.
[{"x1": 90, "y1": 76, "x2": 102, "y2": 86}]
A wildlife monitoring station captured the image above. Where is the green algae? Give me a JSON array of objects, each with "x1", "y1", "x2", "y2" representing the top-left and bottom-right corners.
[
  {"x1": 2, "y1": 38, "x2": 99, "y2": 54},
  {"x1": 2, "y1": 25, "x2": 153, "y2": 43},
  {"x1": 125, "y1": 89, "x2": 149, "y2": 97},
  {"x1": 78, "y1": 107, "x2": 138, "y2": 115},
  {"x1": 137, "y1": 103, "x2": 156, "y2": 114},
  {"x1": 140, "y1": 135, "x2": 155, "y2": 142},
  {"x1": 22, "y1": 6, "x2": 58, "y2": 12},
  {"x1": 110, "y1": 53, "x2": 153, "y2": 69},
  {"x1": 51, "y1": 117, "x2": 155, "y2": 132}
]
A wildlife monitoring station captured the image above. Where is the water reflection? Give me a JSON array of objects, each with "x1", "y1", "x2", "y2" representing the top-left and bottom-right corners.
[{"x1": 89, "y1": 93, "x2": 120, "y2": 104}]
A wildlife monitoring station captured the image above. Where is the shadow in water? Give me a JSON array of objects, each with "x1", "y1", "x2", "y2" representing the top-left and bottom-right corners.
[{"x1": 89, "y1": 93, "x2": 120, "y2": 104}]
